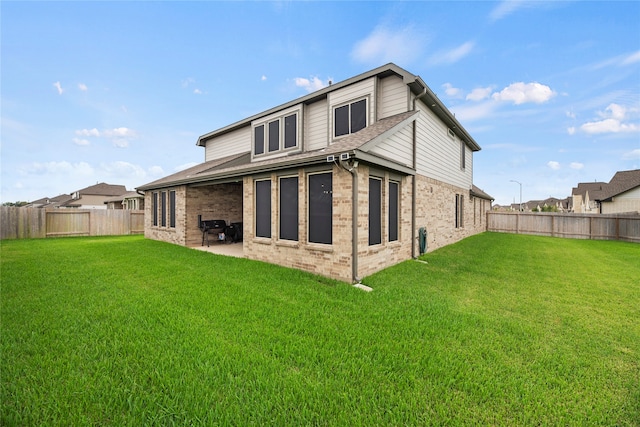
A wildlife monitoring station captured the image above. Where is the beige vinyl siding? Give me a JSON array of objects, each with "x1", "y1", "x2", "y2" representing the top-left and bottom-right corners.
[
  {"x1": 378, "y1": 75, "x2": 409, "y2": 119},
  {"x1": 204, "y1": 126, "x2": 251, "y2": 162},
  {"x1": 367, "y1": 122, "x2": 414, "y2": 168},
  {"x1": 305, "y1": 98, "x2": 328, "y2": 151},
  {"x1": 328, "y1": 77, "x2": 376, "y2": 141},
  {"x1": 415, "y1": 102, "x2": 472, "y2": 189}
]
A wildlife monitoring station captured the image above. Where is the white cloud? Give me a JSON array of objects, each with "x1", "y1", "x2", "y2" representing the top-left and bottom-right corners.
[
  {"x1": 449, "y1": 101, "x2": 498, "y2": 122},
  {"x1": 193, "y1": 88, "x2": 203, "y2": 95},
  {"x1": 101, "y1": 161, "x2": 147, "y2": 179},
  {"x1": 103, "y1": 127, "x2": 137, "y2": 138},
  {"x1": 547, "y1": 161, "x2": 561, "y2": 170},
  {"x1": 294, "y1": 76, "x2": 328, "y2": 93},
  {"x1": 621, "y1": 50, "x2": 640, "y2": 66},
  {"x1": 580, "y1": 103, "x2": 640, "y2": 134},
  {"x1": 492, "y1": 82, "x2": 556, "y2": 105},
  {"x1": 567, "y1": 127, "x2": 576, "y2": 135},
  {"x1": 623, "y1": 149, "x2": 640, "y2": 160},
  {"x1": 442, "y1": 83, "x2": 463, "y2": 98},
  {"x1": 581, "y1": 118, "x2": 639, "y2": 134},
  {"x1": 53, "y1": 81, "x2": 64, "y2": 95},
  {"x1": 570, "y1": 162, "x2": 584, "y2": 170},
  {"x1": 565, "y1": 110, "x2": 576, "y2": 119},
  {"x1": 261, "y1": 75, "x2": 267, "y2": 81},
  {"x1": 76, "y1": 128, "x2": 101, "y2": 137},
  {"x1": 490, "y1": 1, "x2": 526, "y2": 21},
  {"x1": 72, "y1": 138, "x2": 90, "y2": 146},
  {"x1": 181, "y1": 77, "x2": 195, "y2": 88},
  {"x1": 429, "y1": 41, "x2": 475, "y2": 65},
  {"x1": 74, "y1": 127, "x2": 137, "y2": 148},
  {"x1": 466, "y1": 86, "x2": 493, "y2": 102},
  {"x1": 351, "y1": 25, "x2": 426, "y2": 65},
  {"x1": 78, "y1": 83, "x2": 88, "y2": 91},
  {"x1": 20, "y1": 161, "x2": 94, "y2": 176}
]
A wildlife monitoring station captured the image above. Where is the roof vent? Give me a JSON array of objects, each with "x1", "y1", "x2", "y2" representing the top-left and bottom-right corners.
[{"x1": 448, "y1": 128, "x2": 455, "y2": 139}]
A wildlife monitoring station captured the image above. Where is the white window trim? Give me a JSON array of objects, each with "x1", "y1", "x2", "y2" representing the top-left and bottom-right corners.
[
  {"x1": 332, "y1": 96, "x2": 369, "y2": 141},
  {"x1": 252, "y1": 106, "x2": 302, "y2": 159}
]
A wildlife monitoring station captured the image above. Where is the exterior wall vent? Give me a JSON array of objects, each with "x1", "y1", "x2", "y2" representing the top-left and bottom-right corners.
[{"x1": 448, "y1": 128, "x2": 455, "y2": 139}]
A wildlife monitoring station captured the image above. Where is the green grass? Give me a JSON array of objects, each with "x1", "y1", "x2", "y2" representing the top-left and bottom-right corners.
[{"x1": 1, "y1": 233, "x2": 638, "y2": 426}]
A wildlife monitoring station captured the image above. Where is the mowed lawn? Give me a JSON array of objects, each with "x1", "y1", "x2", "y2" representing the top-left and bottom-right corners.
[{"x1": 1, "y1": 233, "x2": 638, "y2": 426}]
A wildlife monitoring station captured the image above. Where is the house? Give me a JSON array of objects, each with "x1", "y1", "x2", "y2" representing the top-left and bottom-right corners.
[
  {"x1": 571, "y1": 182, "x2": 607, "y2": 213},
  {"x1": 60, "y1": 182, "x2": 127, "y2": 209},
  {"x1": 24, "y1": 194, "x2": 73, "y2": 209},
  {"x1": 104, "y1": 191, "x2": 145, "y2": 210},
  {"x1": 529, "y1": 197, "x2": 569, "y2": 212},
  {"x1": 138, "y1": 63, "x2": 492, "y2": 282},
  {"x1": 595, "y1": 169, "x2": 640, "y2": 214}
]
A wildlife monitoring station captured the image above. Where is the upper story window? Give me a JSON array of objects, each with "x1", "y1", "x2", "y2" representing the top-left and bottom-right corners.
[
  {"x1": 334, "y1": 98, "x2": 367, "y2": 138},
  {"x1": 253, "y1": 110, "x2": 300, "y2": 158}
]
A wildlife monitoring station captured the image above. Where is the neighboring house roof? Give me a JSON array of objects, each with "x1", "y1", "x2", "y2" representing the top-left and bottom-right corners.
[
  {"x1": 25, "y1": 194, "x2": 73, "y2": 208},
  {"x1": 103, "y1": 191, "x2": 143, "y2": 204},
  {"x1": 73, "y1": 182, "x2": 127, "y2": 196},
  {"x1": 470, "y1": 185, "x2": 494, "y2": 201},
  {"x1": 596, "y1": 169, "x2": 640, "y2": 201},
  {"x1": 571, "y1": 182, "x2": 607, "y2": 200},
  {"x1": 196, "y1": 63, "x2": 481, "y2": 152},
  {"x1": 139, "y1": 110, "x2": 420, "y2": 191}
]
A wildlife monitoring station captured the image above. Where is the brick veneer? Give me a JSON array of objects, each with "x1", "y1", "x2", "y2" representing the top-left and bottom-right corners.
[{"x1": 145, "y1": 167, "x2": 488, "y2": 282}]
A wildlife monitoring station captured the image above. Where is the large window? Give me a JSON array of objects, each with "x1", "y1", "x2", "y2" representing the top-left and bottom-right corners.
[
  {"x1": 152, "y1": 192, "x2": 158, "y2": 226},
  {"x1": 388, "y1": 181, "x2": 399, "y2": 242},
  {"x1": 254, "y1": 125, "x2": 265, "y2": 155},
  {"x1": 334, "y1": 99, "x2": 367, "y2": 138},
  {"x1": 268, "y1": 120, "x2": 279, "y2": 152},
  {"x1": 279, "y1": 176, "x2": 299, "y2": 241},
  {"x1": 161, "y1": 191, "x2": 167, "y2": 227},
  {"x1": 455, "y1": 194, "x2": 464, "y2": 229},
  {"x1": 169, "y1": 190, "x2": 176, "y2": 228},
  {"x1": 255, "y1": 180, "x2": 271, "y2": 238},
  {"x1": 308, "y1": 173, "x2": 332, "y2": 244},
  {"x1": 369, "y1": 177, "x2": 382, "y2": 246},
  {"x1": 253, "y1": 112, "x2": 299, "y2": 156}
]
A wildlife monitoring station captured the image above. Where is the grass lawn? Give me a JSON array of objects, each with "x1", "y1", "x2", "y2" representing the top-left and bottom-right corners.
[{"x1": 1, "y1": 233, "x2": 638, "y2": 426}]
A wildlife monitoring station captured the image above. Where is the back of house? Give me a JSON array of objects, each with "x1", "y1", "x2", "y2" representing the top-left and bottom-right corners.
[{"x1": 138, "y1": 63, "x2": 492, "y2": 282}]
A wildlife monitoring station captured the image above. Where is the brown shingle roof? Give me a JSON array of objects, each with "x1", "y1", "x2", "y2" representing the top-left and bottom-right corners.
[
  {"x1": 597, "y1": 169, "x2": 640, "y2": 201},
  {"x1": 73, "y1": 182, "x2": 127, "y2": 196}
]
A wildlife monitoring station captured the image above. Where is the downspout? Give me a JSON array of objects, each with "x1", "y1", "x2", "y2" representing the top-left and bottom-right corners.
[
  {"x1": 412, "y1": 87, "x2": 428, "y2": 258},
  {"x1": 339, "y1": 156, "x2": 359, "y2": 283}
]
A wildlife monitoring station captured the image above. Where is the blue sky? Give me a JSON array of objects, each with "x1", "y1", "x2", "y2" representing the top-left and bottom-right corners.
[{"x1": 2, "y1": 1, "x2": 639, "y2": 205}]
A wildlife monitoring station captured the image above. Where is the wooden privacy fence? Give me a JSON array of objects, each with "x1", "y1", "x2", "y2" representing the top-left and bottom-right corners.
[
  {"x1": 1, "y1": 207, "x2": 145, "y2": 240},
  {"x1": 487, "y1": 211, "x2": 640, "y2": 243}
]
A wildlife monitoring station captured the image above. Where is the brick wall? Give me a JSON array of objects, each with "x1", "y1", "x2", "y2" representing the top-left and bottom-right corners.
[{"x1": 144, "y1": 169, "x2": 489, "y2": 282}]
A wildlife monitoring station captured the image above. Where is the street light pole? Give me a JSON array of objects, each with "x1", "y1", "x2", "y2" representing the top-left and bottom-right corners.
[{"x1": 510, "y1": 180, "x2": 522, "y2": 211}]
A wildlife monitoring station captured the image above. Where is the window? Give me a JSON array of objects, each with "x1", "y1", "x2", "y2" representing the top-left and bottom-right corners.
[
  {"x1": 279, "y1": 176, "x2": 298, "y2": 241},
  {"x1": 455, "y1": 194, "x2": 464, "y2": 228},
  {"x1": 308, "y1": 173, "x2": 332, "y2": 244},
  {"x1": 152, "y1": 192, "x2": 158, "y2": 226},
  {"x1": 161, "y1": 191, "x2": 167, "y2": 227},
  {"x1": 255, "y1": 180, "x2": 271, "y2": 238},
  {"x1": 460, "y1": 140, "x2": 466, "y2": 170},
  {"x1": 169, "y1": 190, "x2": 176, "y2": 228},
  {"x1": 284, "y1": 114, "x2": 297, "y2": 149},
  {"x1": 334, "y1": 99, "x2": 367, "y2": 138},
  {"x1": 268, "y1": 120, "x2": 279, "y2": 152},
  {"x1": 389, "y1": 181, "x2": 399, "y2": 242},
  {"x1": 369, "y1": 177, "x2": 382, "y2": 246},
  {"x1": 254, "y1": 125, "x2": 265, "y2": 155},
  {"x1": 253, "y1": 112, "x2": 299, "y2": 156}
]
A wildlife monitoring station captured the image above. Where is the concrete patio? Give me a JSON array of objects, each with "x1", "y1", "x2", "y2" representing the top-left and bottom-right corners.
[{"x1": 190, "y1": 241, "x2": 244, "y2": 258}]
